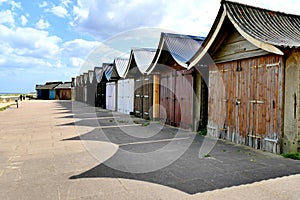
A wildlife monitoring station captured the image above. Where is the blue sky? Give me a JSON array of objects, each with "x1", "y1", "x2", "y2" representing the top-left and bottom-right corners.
[{"x1": 0, "y1": 0, "x2": 299, "y2": 93}]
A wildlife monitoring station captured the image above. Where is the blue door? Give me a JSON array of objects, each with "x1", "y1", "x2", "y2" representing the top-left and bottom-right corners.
[{"x1": 49, "y1": 90, "x2": 55, "y2": 100}]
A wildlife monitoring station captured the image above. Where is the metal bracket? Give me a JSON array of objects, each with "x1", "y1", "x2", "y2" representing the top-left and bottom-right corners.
[{"x1": 249, "y1": 99, "x2": 264, "y2": 104}]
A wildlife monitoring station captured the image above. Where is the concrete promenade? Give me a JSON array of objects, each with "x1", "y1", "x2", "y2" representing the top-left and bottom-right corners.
[{"x1": 0, "y1": 100, "x2": 299, "y2": 199}]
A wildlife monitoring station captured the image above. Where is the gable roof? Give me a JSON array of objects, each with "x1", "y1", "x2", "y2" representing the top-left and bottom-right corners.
[
  {"x1": 114, "y1": 58, "x2": 129, "y2": 78},
  {"x1": 36, "y1": 83, "x2": 61, "y2": 90},
  {"x1": 104, "y1": 62, "x2": 119, "y2": 81},
  {"x1": 94, "y1": 67, "x2": 103, "y2": 83},
  {"x1": 54, "y1": 82, "x2": 72, "y2": 89},
  {"x1": 88, "y1": 70, "x2": 94, "y2": 84},
  {"x1": 189, "y1": 0, "x2": 300, "y2": 68},
  {"x1": 126, "y1": 48, "x2": 156, "y2": 76},
  {"x1": 147, "y1": 32, "x2": 205, "y2": 74}
]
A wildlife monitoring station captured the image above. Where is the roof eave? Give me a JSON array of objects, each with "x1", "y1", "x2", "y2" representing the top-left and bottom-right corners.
[
  {"x1": 188, "y1": 8, "x2": 227, "y2": 69},
  {"x1": 224, "y1": 4, "x2": 284, "y2": 56}
]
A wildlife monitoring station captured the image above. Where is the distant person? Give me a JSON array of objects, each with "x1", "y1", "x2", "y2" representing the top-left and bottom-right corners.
[{"x1": 19, "y1": 94, "x2": 22, "y2": 101}]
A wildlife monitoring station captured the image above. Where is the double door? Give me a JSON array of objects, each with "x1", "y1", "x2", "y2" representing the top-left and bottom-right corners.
[
  {"x1": 134, "y1": 76, "x2": 153, "y2": 119},
  {"x1": 160, "y1": 70, "x2": 194, "y2": 130}
]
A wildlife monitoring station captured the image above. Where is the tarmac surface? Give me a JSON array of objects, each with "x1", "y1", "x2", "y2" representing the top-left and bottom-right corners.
[{"x1": 0, "y1": 100, "x2": 299, "y2": 199}]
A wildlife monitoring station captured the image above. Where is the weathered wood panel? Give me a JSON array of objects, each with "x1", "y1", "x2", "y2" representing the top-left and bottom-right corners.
[
  {"x1": 159, "y1": 69, "x2": 195, "y2": 130},
  {"x1": 134, "y1": 76, "x2": 153, "y2": 119},
  {"x1": 284, "y1": 51, "x2": 300, "y2": 153},
  {"x1": 208, "y1": 54, "x2": 283, "y2": 153},
  {"x1": 142, "y1": 76, "x2": 153, "y2": 119},
  {"x1": 134, "y1": 78, "x2": 143, "y2": 117},
  {"x1": 213, "y1": 30, "x2": 269, "y2": 64}
]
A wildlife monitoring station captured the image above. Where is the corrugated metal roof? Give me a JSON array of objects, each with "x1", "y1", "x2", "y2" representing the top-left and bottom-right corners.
[
  {"x1": 36, "y1": 83, "x2": 60, "y2": 90},
  {"x1": 164, "y1": 33, "x2": 205, "y2": 63},
  {"x1": 104, "y1": 62, "x2": 119, "y2": 81},
  {"x1": 224, "y1": 1, "x2": 300, "y2": 48},
  {"x1": 147, "y1": 32, "x2": 204, "y2": 74},
  {"x1": 76, "y1": 76, "x2": 80, "y2": 86},
  {"x1": 88, "y1": 70, "x2": 94, "y2": 84},
  {"x1": 54, "y1": 82, "x2": 72, "y2": 89},
  {"x1": 128, "y1": 48, "x2": 156, "y2": 75},
  {"x1": 94, "y1": 67, "x2": 103, "y2": 83},
  {"x1": 80, "y1": 75, "x2": 84, "y2": 86},
  {"x1": 188, "y1": 0, "x2": 300, "y2": 68},
  {"x1": 114, "y1": 58, "x2": 129, "y2": 78}
]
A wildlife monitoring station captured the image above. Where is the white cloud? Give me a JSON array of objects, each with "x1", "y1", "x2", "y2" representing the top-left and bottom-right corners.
[
  {"x1": 36, "y1": 19, "x2": 50, "y2": 29},
  {"x1": 20, "y1": 15, "x2": 27, "y2": 26},
  {"x1": 71, "y1": 0, "x2": 300, "y2": 40},
  {"x1": 39, "y1": 1, "x2": 48, "y2": 8},
  {"x1": 71, "y1": 0, "x2": 166, "y2": 39},
  {"x1": 0, "y1": 10, "x2": 15, "y2": 26},
  {"x1": 60, "y1": 0, "x2": 72, "y2": 8},
  {"x1": 69, "y1": 57, "x2": 84, "y2": 68},
  {"x1": 50, "y1": 5, "x2": 68, "y2": 18},
  {"x1": 11, "y1": 0, "x2": 21, "y2": 10},
  {"x1": 62, "y1": 39, "x2": 101, "y2": 57},
  {"x1": 0, "y1": 24, "x2": 62, "y2": 59},
  {"x1": 0, "y1": 0, "x2": 8, "y2": 4}
]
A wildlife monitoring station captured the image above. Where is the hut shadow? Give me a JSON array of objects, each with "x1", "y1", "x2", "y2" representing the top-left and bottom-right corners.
[{"x1": 69, "y1": 135, "x2": 300, "y2": 194}]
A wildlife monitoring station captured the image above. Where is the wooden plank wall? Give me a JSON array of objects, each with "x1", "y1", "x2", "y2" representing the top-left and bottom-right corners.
[{"x1": 208, "y1": 54, "x2": 283, "y2": 153}]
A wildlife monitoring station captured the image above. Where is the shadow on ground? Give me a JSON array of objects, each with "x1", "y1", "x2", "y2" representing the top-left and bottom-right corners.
[{"x1": 56, "y1": 101, "x2": 300, "y2": 194}]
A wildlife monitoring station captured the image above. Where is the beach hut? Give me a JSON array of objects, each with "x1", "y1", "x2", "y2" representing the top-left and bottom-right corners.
[
  {"x1": 75, "y1": 76, "x2": 81, "y2": 101},
  {"x1": 54, "y1": 82, "x2": 72, "y2": 100},
  {"x1": 35, "y1": 82, "x2": 62, "y2": 100},
  {"x1": 77, "y1": 75, "x2": 84, "y2": 102},
  {"x1": 86, "y1": 70, "x2": 96, "y2": 106},
  {"x1": 126, "y1": 48, "x2": 157, "y2": 120},
  {"x1": 188, "y1": 0, "x2": 300, "y2": 153},
  {"x1": 147, "y1": 33, "x2": 206, "y2": 131},
  {"x1": 104, "y1": 63, "x2": 120, "y2": 111},
  {"x1": 94, "y1": 66, "x2": 107, "y2": 108},
  {"x1": 83, "y1": 73, "x2": 88, "y2": 103},
  {"x1": 114, "y1": 58, "x2": 135, "y2": 114},
  {"x1": 71, "y1": 77, "x2": 75, "y2": 100}
]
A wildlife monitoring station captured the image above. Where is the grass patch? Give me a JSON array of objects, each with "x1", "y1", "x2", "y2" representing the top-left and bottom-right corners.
[
  {"x1": 283, "y1": 153, "x2": 300, "y2": 160},
  {"x1": 0, "y1": 105, "x2": 13, "y2": 111},
  {"x1": 142, "y1": 122, "x2": 150, "y2": 126},
  {"x1": 197, "y1": 128, "x2": 207, "y2": 136},
  {"x1": 204, "y1": 154, "x2": 211, "y2": 158},
  {"x1": 133, "y1": 120, "x2": 150, "y2": 126}
]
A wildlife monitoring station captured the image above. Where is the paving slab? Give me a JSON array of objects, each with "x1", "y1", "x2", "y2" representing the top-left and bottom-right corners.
[{"x1": 0, "y1": 100, "x2": 299, "y2": 199}]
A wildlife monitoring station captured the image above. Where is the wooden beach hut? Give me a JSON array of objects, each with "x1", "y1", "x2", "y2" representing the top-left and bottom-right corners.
[
  {"x1": 114, "y1": 58, "x2": 135, "y2": 114},
  {"x1": 86, "y1": 70, "x2": 96, "y2": 106},
  {"x1": 83, "y1": 73, "x2": 88, "y2": 103},
  {"x1": 188, "y1": 0, "x2": 300, "y2": 153},
  {"x1": 36, "y1": 82, "x2": 62, "y2": 100},
  {"x1": 54, "y1": 82, "x2": 72, "y2": 100},
  {"x1": 147, "y1": 33, "x2": 206, "y2": 131},
  {"x1": 126, "y1": 48, "x2": 157, "y2": 120},
  {"x1": 94, "y1": 65, "x2": 107, "y2": 109},
  {"x1": 104, "y1": 63, "x2": 119, "y2": 111}
]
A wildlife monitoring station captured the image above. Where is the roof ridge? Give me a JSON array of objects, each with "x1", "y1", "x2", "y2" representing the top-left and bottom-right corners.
[{"x1": 222, "y1": 0, "x2": 300, "y2": 17}]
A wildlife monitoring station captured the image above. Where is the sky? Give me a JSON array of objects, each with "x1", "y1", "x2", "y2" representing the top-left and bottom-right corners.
[{"x1": 0, "y1": 0, "x2": 299, "y2": 93}]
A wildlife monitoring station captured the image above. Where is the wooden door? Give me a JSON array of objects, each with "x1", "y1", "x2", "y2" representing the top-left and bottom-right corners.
[
  {"x1": 117, "y1": 80, "x2": 124, "y2": 113},
  {"x1": 142, "y1": 76, "x2": 153, "y2": 119},
  {"x1": 134, "y1": 78, "x2": 143, "y2": 117},
  {"x1": 106, "y1": 82, "x2": 116, "y2": 111},
  {"x1": 176, "y1": 70, "x2": 194, "y2": 130},
  {"x1": 125, "y1": 79, "x2": 134, "y2": 114},
  {"x1": 210, "y1": 55, "x2": 282, "y2": 149},
  {"x1": 160, "y1": 72, "x2": 175, "y2": 125}
]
